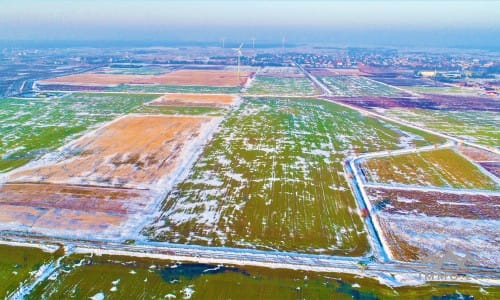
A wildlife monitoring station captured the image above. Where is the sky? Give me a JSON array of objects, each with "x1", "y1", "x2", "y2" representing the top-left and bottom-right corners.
[{"x1": 0, "y1": 0, "x2": 499, "y2": 48}]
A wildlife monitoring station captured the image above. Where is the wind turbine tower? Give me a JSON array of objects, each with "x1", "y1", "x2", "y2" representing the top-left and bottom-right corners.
[
  {"x1": 233, "y1": 43, "x2": 244, "y2": 80},
  {"x1": 221, "y1": 38, "x2": 225, "y2": 49},
  {"x1": 282, "y1": 36, "x2": 286, "y2": 54},
  {"x1": 251, "y1": 37, "x2": 256, "y2": 49}
]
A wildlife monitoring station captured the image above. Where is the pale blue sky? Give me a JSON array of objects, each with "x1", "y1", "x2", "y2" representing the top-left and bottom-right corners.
[{"x1": 0, "y1": 1, "x2": 498, "y2": 48}]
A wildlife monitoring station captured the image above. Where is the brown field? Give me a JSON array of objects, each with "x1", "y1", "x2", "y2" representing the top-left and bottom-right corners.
[
  {"x1": 367, "y1": 187, "x2": 499, "y2": 266},
  {"x1": 1, "y1": 115, "x2": 219, "y2": 237},
  {"x1": 9, "y1": 115, "x2": 216, "y2": 189},
  {"x1": 0, "y1": 183, "x2": 152, "y2": 234},
  {"x1": 457, "y1": 144, "x2": 500, "y2": 162},
  {"x1": 367, "y1": 187, "x2": 499, "y2": 220},
  {"x1": 148, "y1": 93, "x2": 238, "y2": 107},
  {"x1": 377, "y1": 217, "x2": 422, "y2": 261},
  {"x1": 0, "y1": 202, "x2": 123, "y2": 233},
  {"x1": 457, "y1": 145, "x2": 500, "y2": 177},
  {"x1": 332, "y1": 94, "x2": 500, "y2": 112},
  {"x1": 39, "y1": 70, "x2": 251, "y2": 87},
  {"x1": 376, "y1": 212, "x2": 498, "y2": 267},
  {"x1": 0, "y1": 183, "x2": 148, "y2": 214}
]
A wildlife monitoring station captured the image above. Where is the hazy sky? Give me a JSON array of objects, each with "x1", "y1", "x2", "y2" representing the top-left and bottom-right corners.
[{"x1": 0, "y1": 0, "x2": 499, "y2": 48}]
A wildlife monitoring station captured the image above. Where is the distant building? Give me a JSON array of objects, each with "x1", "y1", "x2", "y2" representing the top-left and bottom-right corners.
[{"x1": 420, "y1": 71, "x2": 437, "y2": 77}]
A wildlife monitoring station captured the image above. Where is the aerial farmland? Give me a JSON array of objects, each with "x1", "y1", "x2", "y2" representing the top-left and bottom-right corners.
[
  {"x1": 146, "y1": 97, "x2": 440, "y2": 256},
  {"x1": 0, "y1": 45, "x2": 498, "y2": 299}
]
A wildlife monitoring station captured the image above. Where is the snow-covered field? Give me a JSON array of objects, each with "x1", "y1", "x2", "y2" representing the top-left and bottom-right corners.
[
  {"x1": 366, "y1": 186, "x2": 499, "y2": 267},
  {"x1": 0, "y1": 114, "x2": 222, "y2": 241},
  {"x1": 319, "y1": 76, "x2": 409, "y2": 97},
  {"x1": 147, "y1": 97, "x2": 435, "y2": 255}
]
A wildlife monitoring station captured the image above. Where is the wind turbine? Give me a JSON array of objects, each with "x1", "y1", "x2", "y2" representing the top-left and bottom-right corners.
[
  {"x1": 221, "y1": 37, "x2": 225, "y2": 49},
  {"x1": 251, "y1": 37, "x2": 256, "y2": 49},
  {"x1": 233, "y1": 43, "x2": 244, "y2": 80}
]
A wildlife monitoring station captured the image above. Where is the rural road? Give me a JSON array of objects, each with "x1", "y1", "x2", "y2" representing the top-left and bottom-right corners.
[
  {"x1": 1, "y1": 233, "x2": 498, "y2": 295},
  {"x1": 2, "y1": 65, "x2": 499, "y2": 296},
  {"x1": 299, "y1": 62, "x2": 500, "y2": 267}
]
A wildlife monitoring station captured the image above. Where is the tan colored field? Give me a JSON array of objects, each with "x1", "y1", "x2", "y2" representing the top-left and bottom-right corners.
[
  {"x1": 376, "y1": 211, "x2": 499, "y2": 267},
  {"x1": 0, "y1": 204, "x2": 43, "y2": 225},
  {"x1": 2, "y1": 114, "x2": 219, "y2": 238},
  {"x1": 367, "y1": 187, "x2": 499, "y2": 220},
  {"x1": 367, "y1": 187, "x2": 499, "y2": 266},
  {"x1": 31, "y1": 208, "x2": 124, "y2": 231},
  {"x1": 0, "y1": 183, "x2": 152, "y2": 234},
  {"x1": 0, "y1": 204, "x2": 125, "y2": 233},
  {"x1": 159, "y1": 70, "x2": 250, "y2": 86},
  {"x1": 148, "y1": 93, "x2": 238, "y2": 107},
  {"x1": 457, "y1": 144, "x2": 500, "y2": 162},
  {"x1": 0, "y1": 183, "x2": 149, "y2": 214},
  {"x1": 9, "y1": 115, "x2": 216, "y2": 189},
  {"x1": 39, "y1": 70, "x2": 251, "y2": 87},
  {"x1": 377, "y1": 217, "x2": 422, "y2": 261}
]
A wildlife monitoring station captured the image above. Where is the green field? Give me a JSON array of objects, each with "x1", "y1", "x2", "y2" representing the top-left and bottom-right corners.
[
  {"x1": 319, "y1": 76, "x2": 407, "y2": 97},
  {"x1": 27, "y1": 253, "x2": 499, "y2": 299},
  {"x1": 362, "y1": 148, "x2": 499, "y2": 190},
  {"x1": 0, "y1": 244, "x2": 58, "y2": 298},
  {"x1": 106, "y1": 84, "x2": 242, "y2": 94},
  {"x1": 245, "y1": 75, "x2": 320, "y2": 96},
  {"x1": 400, "y1": 85, "x2": 482, "y2": 96},
  {"x1": 0, "y1": 93, "x2": 157, "y2": 172},
  {"x1": 385, "y1": 108, "x2": 500, "y2": 148},
  {"x1": 147, "y1": 97, "x2": 441, "y2": 255}
]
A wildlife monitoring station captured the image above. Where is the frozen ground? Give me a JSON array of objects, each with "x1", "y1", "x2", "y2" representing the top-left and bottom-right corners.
[{"x1": 147, "y1": 97, "x2": 436, "y2": 255}]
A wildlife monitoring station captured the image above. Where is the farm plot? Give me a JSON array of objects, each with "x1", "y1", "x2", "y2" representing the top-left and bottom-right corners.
[
  {"x1": 39, "y1": 69, "x2": 251, "y2": 88},
  {"x1": 367, "y1": 187, "x2": 499, "y2": 266},
  {"x1": 0, "y1": 244, "x2": 59, "y2": 299},
  {"x1": 147, "y1": 93, "x2": 239, "y2": 107},
  {"x1": 245, "y1": 76, "x2": 320, "y2": 96},
  {"x1": 26, "y1": 253, "x2": 496, "y2": 300},
  {"x1": 133, "y1": 105, "x2": 227, "y2": 116},
  {"x1": 0, "y1": 183, "x2": 153, "y2": 236},
  {"x1": 151, "y1": 70, "x2": 251, "y2": 87},
  {"x1": 361, "y1": 148, "x2": 498, "y2": 190},
  {"x1": 458, "y1": 144, "x2": 500, "y2": 178},
  {"x1": 332, "y1": 94, "x2": 500, "y2": 112},
  {"x1": 0, "y1": 93, "x2": 157, "y2": 172},
  {"x1": 105, "y1": 84, "x2": 243, "y2": 94},
  {"x1": 1, "y1": 115, "x2": 220, "y2": 238},
  {"x1": 257, "y1": 66, "x2": 305, "y2": 78},
  {"x1": 384, "y1": 108, "x2": 500, "y2": 147},
  {"x1": 147, "y1": 97, "x2": 440, "y2": 255},
  {"x1": 9, "y1": 115, "x2": 219, "y2": 189},
  {"x1": 319, "y1": 76, "x2": 409, "y2": 97},
  {"x1": 95, "y1": 64, "x2": 176, "y2": 75},
  {"x1": 401, "y1": 85, "x2": 483, "y2": 96}
]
